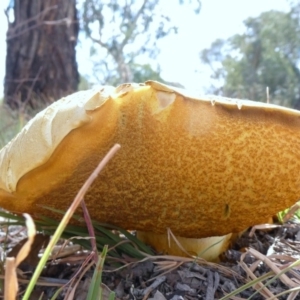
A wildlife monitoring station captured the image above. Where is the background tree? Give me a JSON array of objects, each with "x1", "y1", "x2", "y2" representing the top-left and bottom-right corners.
[
  {"x1": 201, "y1": 4, "x2": 300, "y2": 108},
  {"x1": 4, "y1": 0, "x2": 79, "y2": 110},
  {"x1": 81, "y1": 0, "x2": 201, "y2": 85}
]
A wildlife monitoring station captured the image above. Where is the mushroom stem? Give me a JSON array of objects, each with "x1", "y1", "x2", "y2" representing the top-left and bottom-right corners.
[{"x1": 136, "y1": 231, "x2": 232, "y2": 262}]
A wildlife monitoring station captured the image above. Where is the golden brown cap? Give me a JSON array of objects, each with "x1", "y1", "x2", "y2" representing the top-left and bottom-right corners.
[{"x1": 1, "y1": 81, "x2": 300, "y2": 238}]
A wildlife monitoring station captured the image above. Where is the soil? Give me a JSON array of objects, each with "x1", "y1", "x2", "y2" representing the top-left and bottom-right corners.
[{"x1": 9, "y1": 220, "x2": 300, "y2": 300}]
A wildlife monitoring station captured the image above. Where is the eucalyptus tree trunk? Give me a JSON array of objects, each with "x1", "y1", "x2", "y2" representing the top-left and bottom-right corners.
[{"x1": 4, "y1": 0, "x2": 79, "y2": 110}]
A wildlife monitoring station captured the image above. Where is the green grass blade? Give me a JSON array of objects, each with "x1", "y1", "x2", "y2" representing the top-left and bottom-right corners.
[
  {"x1": 108, "y1": 291, "x2": 116, "y2": 300},
  {"x1": 87, "y1": 245, "x2": 108, "y2": 300}
]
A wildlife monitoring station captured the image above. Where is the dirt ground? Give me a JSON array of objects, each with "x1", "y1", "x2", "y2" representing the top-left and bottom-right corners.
[{"x1": 7, "y1": 220, "x2": 300, "y2": 300}]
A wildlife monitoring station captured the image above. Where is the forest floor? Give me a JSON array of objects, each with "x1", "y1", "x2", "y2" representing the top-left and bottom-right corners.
[{"x1": 2, "y1": 219, "x2": 300, "y2": 300}]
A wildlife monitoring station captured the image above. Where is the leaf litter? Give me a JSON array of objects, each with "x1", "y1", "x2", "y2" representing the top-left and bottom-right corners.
[{"x1": 2, "y1": 218, "x2": 300, "y2": 299}]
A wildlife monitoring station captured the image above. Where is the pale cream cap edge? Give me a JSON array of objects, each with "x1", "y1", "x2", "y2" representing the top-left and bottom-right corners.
[{"x1": 0, "y1": 86, "x2": 115, "y2": 192}]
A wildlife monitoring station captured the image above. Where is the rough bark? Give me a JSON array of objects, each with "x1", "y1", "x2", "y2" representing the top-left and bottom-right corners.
[{"x1": 4, "y1": 0, "x2": 79, "y2": 110}]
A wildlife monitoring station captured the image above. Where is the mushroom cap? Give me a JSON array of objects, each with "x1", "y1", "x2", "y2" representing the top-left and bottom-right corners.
[{"x1": 1, "y1": 81, "x2": 300, "y2": 238}]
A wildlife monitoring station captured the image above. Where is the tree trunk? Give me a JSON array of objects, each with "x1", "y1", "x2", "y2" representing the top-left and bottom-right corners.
[{"x1": 4, "y1": 0, "x2": 79, "y2": 110}]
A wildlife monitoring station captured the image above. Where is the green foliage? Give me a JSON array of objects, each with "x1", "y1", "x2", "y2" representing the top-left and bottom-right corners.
[
  {"x1": 86, "y1": 246, "x2": 108, "y2": 300},
  {"x1": 201, "y1": 4, "x2": 300, "y2": 108},
  {"x1": 0, "y1": 98, "x2": 51, "y2": 149},
  {"x1": 106, "y1": 63, "x2": 166, "y2": 86},
  {"x1": 277, "y1": 203, "x2": 300, "y2": 223},
  {"x1": 78, "y1": 73, "x2": 93, "y2": 90},
  {"x1": 0, "y1": 104, "x2": 26, "y2": 149},
  {"x1": 131, "y1": 63, "x2": 165, "y2": 83}
]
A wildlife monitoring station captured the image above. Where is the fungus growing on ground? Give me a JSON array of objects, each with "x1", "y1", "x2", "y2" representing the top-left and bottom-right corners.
[{"x1": 1, "y1": 81, "x2": 300, "y2": 261}]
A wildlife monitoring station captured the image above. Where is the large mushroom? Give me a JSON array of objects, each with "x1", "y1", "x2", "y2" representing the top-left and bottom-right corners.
[{"x1": 1, "y1": 81, "x2": 300, "y2": 261}]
